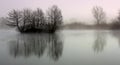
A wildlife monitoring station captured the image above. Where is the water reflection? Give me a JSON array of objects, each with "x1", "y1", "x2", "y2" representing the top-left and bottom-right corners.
[
  {"x1": 93, "y1": 31, "x2": 106, "y2": 53},
  {"x1": 8, "y1": 33, "x2": 63, "y2": 61},
  {"x1": 111, "y1": 30, "x2": 120, "y2": 47}
]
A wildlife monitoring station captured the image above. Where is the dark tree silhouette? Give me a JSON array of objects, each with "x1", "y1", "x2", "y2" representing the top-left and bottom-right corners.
[
  {"x1": 21, "y1": 9, "x2": 33, "y2": 32},
  {"x1": 7, "y1": 10, "x2": 22, "y2": 31},
  {"x1": 92, "y1": 6, "x2": 106, "y2": 25},
  {"x1": 33, "y1": 8, "x2": 45, "y2": 29},
  {"x1": 7, "y1": 5, "x2": 63, "y2": 33},
  {"x1": 47, "y1": 5, "x2": 63, "y2": 33}
]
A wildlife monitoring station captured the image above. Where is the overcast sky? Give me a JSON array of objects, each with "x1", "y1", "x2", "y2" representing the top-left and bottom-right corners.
[{"x1": 0, "y1": 0, "x2": 120, "y2": 24}]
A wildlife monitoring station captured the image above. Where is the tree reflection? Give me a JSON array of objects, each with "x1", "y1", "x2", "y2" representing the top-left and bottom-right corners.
[
  {"x1": 48, "y1": 35, "x2": 63, "y2": 61},
  {"x1": 93, "y1": 31, "x2": 106, "y2": 53},
  {"x1": 8, "y1": 33, "x2": 63, "y2": 61},
  {"x1": 111, "y1": 31, "x2": 120, "y2": 47}
]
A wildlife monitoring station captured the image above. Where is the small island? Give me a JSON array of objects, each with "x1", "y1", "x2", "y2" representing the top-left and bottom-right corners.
[{"x1": 6, "y1": 5, "x2": 63, "y2": 33}]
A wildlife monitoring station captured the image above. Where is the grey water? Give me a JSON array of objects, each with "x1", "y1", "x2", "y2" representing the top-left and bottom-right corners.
[{"x1": 0, "y1": 29, "x2": 120, "y2": 65}]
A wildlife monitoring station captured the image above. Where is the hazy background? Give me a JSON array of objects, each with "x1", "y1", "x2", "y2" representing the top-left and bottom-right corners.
[{"x1": 0, "y1": 0, "x2": 120, "y2": 24}]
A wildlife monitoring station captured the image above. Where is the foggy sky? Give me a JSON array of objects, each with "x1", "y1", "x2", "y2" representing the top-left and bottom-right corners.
[{"x1": 0, "y1": 0, "x2": 120, "y2": 24}]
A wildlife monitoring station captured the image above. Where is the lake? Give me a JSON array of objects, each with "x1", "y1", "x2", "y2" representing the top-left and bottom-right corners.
[{"x1": 0, "y1": 29, "x2": 120, "y2": 65}]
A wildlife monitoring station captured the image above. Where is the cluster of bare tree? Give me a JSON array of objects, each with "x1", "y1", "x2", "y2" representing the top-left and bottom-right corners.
[{"x1": 7, "y1": 5, "x2": 63, "y2": 33}]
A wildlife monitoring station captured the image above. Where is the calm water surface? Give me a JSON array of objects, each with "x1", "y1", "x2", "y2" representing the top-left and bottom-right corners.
[{"x1": 0, "y1": 30, "x2": 120, "y2": 65}]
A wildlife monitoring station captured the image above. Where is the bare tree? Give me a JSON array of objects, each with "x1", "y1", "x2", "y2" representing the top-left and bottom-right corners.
[
  {"x1": 47, "y1": 5, "x2": 63, "y2": 32},
  {"x1": 33, "y1": 8, "x2": 45, "y2": 29},
  {"x1": 22, "y1": 9, "x2": 33, "y2": 31},
  {"x1": 7, "y1": 10, "x2": 22, "y2": 30},
  {"x1": 92, "y1": 6, "x2": 106, "y2": 25}
]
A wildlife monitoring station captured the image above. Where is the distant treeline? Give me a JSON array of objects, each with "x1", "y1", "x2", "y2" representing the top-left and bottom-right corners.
[
  {"x1": 6, "y1": 5, "x2": 63, "y2": 33},
  {"x1": 64, "y1": 6, "x2": 120, "y2": 30}
]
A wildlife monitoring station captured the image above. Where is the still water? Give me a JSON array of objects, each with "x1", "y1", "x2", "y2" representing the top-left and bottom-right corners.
[{"x1": 0, "y1": 30, "x2": 120, "y2": 65}]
